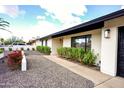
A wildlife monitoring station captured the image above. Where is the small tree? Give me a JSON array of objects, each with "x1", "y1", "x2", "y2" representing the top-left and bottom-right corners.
[
  {"x1": 4, "y1": 36, "x2": 25, "y2": 45},
  {"x1": 0, "y1": 38, "x2": 4, "y2": 45}
]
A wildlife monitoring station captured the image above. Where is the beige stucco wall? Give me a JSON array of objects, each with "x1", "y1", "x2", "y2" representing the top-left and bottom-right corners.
[
  {"x1": 101, "y1": 27, "x2": 118, "y2": 76},
  {"x1": 31, "y1": 42, "x2": 36, "y2": 46},
  {"x1": 51, "y1": 38, "x2": 63, "y2": 55},
  {"x1": 63, "y1": 36, "x2": 71, "y2": 47},
  {"x1": 35, "y1": 40, "x2": 41, "y2": 46},
  {"x1": 101, "y1": 16, "x2": 124, "y2": 76},
  {"x1": 104, "y1": 16, "x2": 124, "y2": 28},
  {"x1": 91, "y1": 30, "x2": 101, "y2": 64},
  {"x1": 47, "y1": 39, "x2": 52, "y2": 48},
  {"x1": 62, "y1": 29, "x2": 101, "y2": 64}
]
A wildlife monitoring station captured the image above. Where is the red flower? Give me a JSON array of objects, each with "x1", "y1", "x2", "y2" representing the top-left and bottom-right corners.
[{"x1": 7, "y1": 50, "x2": 23, "y2": 70}]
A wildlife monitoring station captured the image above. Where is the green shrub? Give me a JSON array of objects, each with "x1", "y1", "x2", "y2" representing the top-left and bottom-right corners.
[
  {"x1": 32, "y1": 48, "x2": 35, "y2": 51},
  {"x1": 36, "y1": 46, "x2": 51, "y2": 55},
  {"x1": 36, "y1": 46, "x2": 41, "y2": 51},
  {"x1": 66, "y1": 47, "x2": 72, "y2": 59},
  {"x1": 40, "y1": 46, "x2": 45, "y2": 53},
  {"x1": 57, "y1": 47, "x2": 98, "y2": 65},
  {"x1": 44, "y1": 46, "x2": 51, "y2": 55},
  {"x1": 0, "y1": 48, "x2": 3, "y2": 54},
  {"x1": 83, "y1": 50, "x2": 97, "y2": 65},
  {"x1": 9, "y1": 48, "x2": 12, "y2": 51},
  {"x1": 77, "y1": 48, "x2": 85, "y2": 62},
  {"x1": 57, "y1": 47, "x2": 85, "y2": 61},
  {"x1": 57, "y1": 47, "x2": 62, "y2": 57},
  {"x1": 36, "y1": 46, "x2": 44, "y2": 53},
  {"x1": 1, "y1": 48, "x2": 4, "y2": 51},
  {"x1": 71, "y1": 48, "x2": 79, "y2": 61}
]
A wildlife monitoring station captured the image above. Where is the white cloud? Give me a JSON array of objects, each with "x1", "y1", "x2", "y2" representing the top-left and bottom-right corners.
[
  {"x1": 34, "y1": 1, "x2": 88, "y2": 40},
  {"x1": 0, "y1": 5, "x2": 26, "y2": 18},
  {"x1": 45, "y1": 12, "x2": 50, "y2": 16},
  {"x1": 31, "y1": 20, "x2": 59, "y2": 37},
  {"x1": 0, "y1": 29, "x2": 12, "y2": 39},
  {"x1": 121, "y1": 5, "x2": 124, "y2": 9},
  {"x1": 4, "y1": 20, "x2": 59, "y2": 41},
  {"x1": 40, "y1": 0, "x2": 87, "y2": 25},
  {"x1": 0, "y1": 3, "x2": 87, "y2": 41},
  {"x1": 36, "y1": 15, "x2": 46, "y2": 20}
]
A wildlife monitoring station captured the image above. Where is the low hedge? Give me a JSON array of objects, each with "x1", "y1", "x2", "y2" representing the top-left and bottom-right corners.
[
  {"x1": 0, "y1": 48, "x2": 3, "y2": 54},
  {"x1": 9, "y1": 48, "x2": 12, "y2": 51},
  {"x1": 36, "y1": 46, "x2": 51, "y2": 55},
  {"x1": 83, "y1": 50, "x2": 97, "y2": 65},
  {"x1": 57, "y1": 47, "x2": 97, "y2": 65}
]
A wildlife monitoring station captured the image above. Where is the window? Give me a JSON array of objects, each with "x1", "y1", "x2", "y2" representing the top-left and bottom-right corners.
[
  {"x1": 45, "y1": 39, "x2": 48, "y2": 46},
  {"x1": 71, "y1": 35, "x2": 91, "y2": 51}
]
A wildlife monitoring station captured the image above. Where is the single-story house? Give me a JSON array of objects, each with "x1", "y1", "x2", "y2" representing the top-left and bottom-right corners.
[{"x1": 36, "y1": 9, "x2": 124, "y2": 77}]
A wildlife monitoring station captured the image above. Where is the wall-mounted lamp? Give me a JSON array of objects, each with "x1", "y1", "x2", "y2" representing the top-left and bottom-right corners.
[
  {"x1": 104, "y1": 29, "x2": 110, "y2": 38},
  {"x1": 59, "y1": 38, "x2": 63, "y2": 42}
]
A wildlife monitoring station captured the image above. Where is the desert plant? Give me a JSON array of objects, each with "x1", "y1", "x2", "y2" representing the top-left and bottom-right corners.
[
  {"x1": 9, "y1": 48, "x2": 12, "y2": 51},
  {"x1": 82, "y1": 50, "x2": 97, "y2": 65}
]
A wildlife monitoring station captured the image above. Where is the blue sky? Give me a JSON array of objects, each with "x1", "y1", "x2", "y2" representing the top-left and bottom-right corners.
[{"x1": 0, "y1": 5, "x2": 123, "y2": 41}]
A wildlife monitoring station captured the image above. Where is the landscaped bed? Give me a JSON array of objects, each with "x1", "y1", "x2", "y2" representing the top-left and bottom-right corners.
[
  {"x1": 0, "y1": 51, "x2": 94, "y2": 88},
  {"x1": 57, "y1": 47, "x2": 100, "y2": 71}
]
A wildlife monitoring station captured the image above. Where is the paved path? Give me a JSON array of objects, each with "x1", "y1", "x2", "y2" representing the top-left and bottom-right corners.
[
  {"x1": 43, "y1": 55, "x2": 112, "y2": 86},
  {"x1": 0, "y1": 51, "x2": 94, "y2": 88},
  {"x1": 43, "y1": 55, "x2": 124, "y2": 88}
]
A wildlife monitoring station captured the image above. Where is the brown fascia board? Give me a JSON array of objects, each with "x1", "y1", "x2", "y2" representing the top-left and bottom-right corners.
[{"x1": 39, "y1": 9, "x2": 124, "y2": 40}]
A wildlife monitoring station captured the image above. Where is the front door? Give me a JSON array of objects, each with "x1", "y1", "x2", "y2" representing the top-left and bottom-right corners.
[{"x1": 117, "y1": 26, "x2": 124, "y2": 77}]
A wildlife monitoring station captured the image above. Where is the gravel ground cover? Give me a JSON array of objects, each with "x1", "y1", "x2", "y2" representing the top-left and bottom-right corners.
[{"x1": 0, "y1": 51, "x2": 94, "y2": 88}]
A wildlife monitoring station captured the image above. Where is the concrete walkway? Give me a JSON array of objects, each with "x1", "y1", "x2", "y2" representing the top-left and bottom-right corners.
[{"x1": 44, "y1": 55, "x2": 124, "y2": 88}]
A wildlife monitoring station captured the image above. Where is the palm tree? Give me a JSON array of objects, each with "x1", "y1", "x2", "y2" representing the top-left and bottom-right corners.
[
  {"x1": 0, "y1": 18, "x2": 11, "y2": 45},
  {"x1": 0, "y1": 18, "x2": 10, "y2": 32}
]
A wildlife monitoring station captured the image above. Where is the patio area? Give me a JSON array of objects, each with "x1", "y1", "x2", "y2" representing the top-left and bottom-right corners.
[{"x1": 0, "y1": 51, "x2": 94, "y2": 88}]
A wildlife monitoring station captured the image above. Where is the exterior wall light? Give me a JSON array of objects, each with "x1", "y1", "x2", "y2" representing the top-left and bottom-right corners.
[
  {"x1": 59, "y1": 38, "x2": 63, "y2": 42},
  {"x1": 104, "y1": 29, "x2": 110, "y2": 38}
]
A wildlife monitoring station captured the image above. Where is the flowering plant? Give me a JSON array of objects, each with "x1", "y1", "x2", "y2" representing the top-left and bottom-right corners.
[{"x1": 7, "y1": 50, "x2": 23, "y2": 70}]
